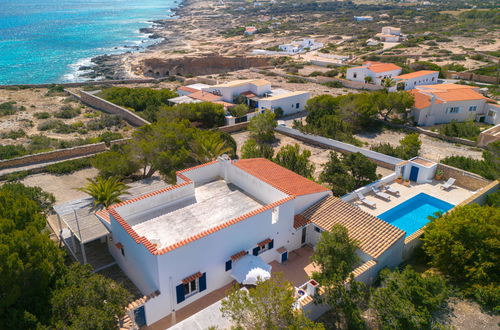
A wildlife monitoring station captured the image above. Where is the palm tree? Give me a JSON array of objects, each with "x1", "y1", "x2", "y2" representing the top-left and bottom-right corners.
[
  {"x1": 383, "y1": 77, "x2": 396, "y2": 89},
  {"x1": 364, "y1": 76, "x2": 373, "y2": 84},
  {"x1": 77, "y1": 177, "x2": 130, "y2": 209},
  {"x1": 190, "y1": 134, "x2": 233, "y2": 163}
]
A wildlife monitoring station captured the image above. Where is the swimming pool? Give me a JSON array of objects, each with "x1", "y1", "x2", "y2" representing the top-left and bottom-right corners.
[{"x1": 377, "y1": 193, "x2": 455, "y2": 237}]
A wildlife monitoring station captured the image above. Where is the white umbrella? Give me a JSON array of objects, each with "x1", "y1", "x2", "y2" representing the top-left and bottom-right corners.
[
  {"x1": 243, "y1": 267, "x2": 271, "y2": 285},
  {"x1": 231, "y1": 254, "x2": 272, "y2": 285}
]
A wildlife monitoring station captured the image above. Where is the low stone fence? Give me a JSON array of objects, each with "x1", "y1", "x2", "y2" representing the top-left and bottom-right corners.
[
  {"x1": 275, "y1": 126, "x2": 403, "y2": 169},
  {"x1": 78, "y1": 91, "x2": 150, "y2": 127},
  {"x1": 219, "y1": 122, "x2": 249, "y2": 133},
  {"x1": 477, "y1": 123, "x2": 500, "y2": 147},
  {"x1": 381, "y1": 120, "x2": 477, "y2": 147},
  {"x1": 437, "y1": 163, "x2": 491, "y2": 191},
  {"x1": 447, "y1": 71, "x2": 498, "y2": 84},
  {"x1": 0, "y1": 143, "x2": 106, "y2": 170}
]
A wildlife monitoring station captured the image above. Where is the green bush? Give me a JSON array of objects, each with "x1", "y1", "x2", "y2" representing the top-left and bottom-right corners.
[
  {"x1": 1, "y1": 129, "x2": 26, "y2": 140},
  {"x1": 33, "y1": 112, "x2": 51, "y2": 119},
  {"x1": 38, "y1": 119, "x2": 64, "y2": 131},
  {"x1": 486, "y1": 190, "x2": 500, "y2": 207},
  {"x1": 86, "y1": 114, "x2": 123, "y2": 131},
  {"x1": 27, "y1": 135, "x2": 56, "y2": 153},
  {"x1": 92, "y1": 147, "x2": 139, "y2": 179},
  {"x1": 3, "y1": 170, "x2": 30, "y2": 182},
  {"x1": 96, "y1": 131, "x2": 123, "y2": 145},
  {"x1": 158, "y1": 102, "x2": 226, "y2": 128},
  {"x1": 0, "y1": 145, "x2": 27, "y2": 160},
  {"x1": 438, "y1": 120, "x2": 480, "y2": 140},
  {"x1": 0, "y1": 101, "x2": 19, "y2": 116},
  {"x1": 45, "y1": 84, "x2": 66, "y2": 96},
  {"x1": 371, "y1": 133, "x2": 421, "y2": 160},
  {"x1": 321, "y1": 81, "x2": 343, "y2": 88},
  {"x1": 54, "y1": 106, "x2": 81, "y2": 119},
  {"x1": 44, "y1": 157, "x2": 94, "y2": 175},
  {"x1": 442, "y1": 142, "x2": 499, "y2": 180}
]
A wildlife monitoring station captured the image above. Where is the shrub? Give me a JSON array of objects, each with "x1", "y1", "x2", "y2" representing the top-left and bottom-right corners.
[
  {"x1": 321, "y1": 81, "x2": 343, "y2": 88},
  {"x1": 86, "y1": 114, "x2": 123, "y2": 131},
  {"x1": 27, "y1": 135, "x2": 56, "y2": 153},
  {"x1": 450, "y1": 54, "x2": 466, "y2": 61},
  {"x1": 371, "y1": 133, "x2": 421, "y2": 160},
  {"x1": 0, "y1": 101, "x2": 18, "y2": 116},
  {"x1": 273, "y1": 144, "x2": 315, "y2": 179},
  {"x1": 1, "y1": 129, "x2": 26, "y2": 140},
  {"x1": 97, "y1": 132, "x2": 123, "y2": 145},
  {"x1": 3, "y1": 170, "x2": 30, "y2": 182},
  {"x1": 45, "y1": 84, "x2": 66, "y2": 96},
  {"x1": 286, "y1": 77, "x2": 308, "y2": 83},
  {"x1": 54, "y1": 106, "x2": 81, "y2": 119},
  {"x1": 44, "y1": 157, "x2": 94, "y2": 175},
  {"x1": 92, "y1": 147, "x2": 139, "y2": 179},
  {"x1": 34, "y1": 112, "x2": 51, "y2": 119},
  {"x1": 38, "y1": 119, "x2": 64, "y2": 131},
  {"x1": 241, "y1": 139, "x2": 274, "y2": 159},
  {"x1": 441, "y1": 149, "x2": 498, "y2": 180},
  {"x1": 486, "y1": 190, "x2": 500, "y2": 207},
  {"x1": 438, "y1": 120, "x2": 480, "y2": 140},
  {"x1": 0, "y1": 144, "x2": 27, "y2": 160},
  {"x1": 228, "y1": 104, "x2": 250, "y2": 118}
]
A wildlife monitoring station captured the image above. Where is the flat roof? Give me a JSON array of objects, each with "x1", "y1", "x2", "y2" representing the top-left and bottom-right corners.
[
  {"x1": 259, "y1": 90, "x2": 309, "y2": 101},
  {"x1": 131, "y1": 180, "x2": 264, "y2": 250},
  {"x1": 212, "y1": 79, "x2": 271, "y2": 88}
]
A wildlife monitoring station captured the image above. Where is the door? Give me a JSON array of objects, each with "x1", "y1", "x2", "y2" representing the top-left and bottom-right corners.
[
  {"x1": 134, "y1": 305, "x2": 146, "y2": 327},
  {"x1": 281, "y1": 252, "x2": 288, "y2": 263},
  {"x1": 301, "y1": 227, "x2": 307, "y2": 245},
  {"x1": 409, "y1": 166, "x2": 419, "y2": 182}
]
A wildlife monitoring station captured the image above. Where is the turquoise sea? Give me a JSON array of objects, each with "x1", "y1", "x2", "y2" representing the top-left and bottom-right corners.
[{"x1": 0, "y1": 0, "x2": 178, "y2": 84}]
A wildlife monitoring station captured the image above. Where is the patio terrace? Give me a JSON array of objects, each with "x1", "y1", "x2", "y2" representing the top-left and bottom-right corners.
[{"x1": 354, "y1": 180, "x2": 476, "y2": 217}]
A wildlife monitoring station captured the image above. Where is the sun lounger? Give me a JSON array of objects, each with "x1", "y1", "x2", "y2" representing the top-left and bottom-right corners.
[
  {"x1": 356, "y1": 192, "x2": 376, "y2": 208},
  {"x1": 372, "y1": 187, "x2": 391, "y2": 200},
  {"x1": 384, "y1": 185, "x2": 400, "y2": 196},
  {"x1": 441, "y1": 178, "x2": 456, "y2": 190}
]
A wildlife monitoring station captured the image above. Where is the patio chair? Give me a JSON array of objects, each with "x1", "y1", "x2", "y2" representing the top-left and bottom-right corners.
[
  {"x1": 371, "y1": 186, "x2": 391, "y2": 200},
  {"x1": 356, "y1": 192, "x2": 376, "y2": 208},
  {"x1": 441, "y1": 178, "x2": 456, "y2": 190},
  {"x1": 384, "y1": 184, "x2": 400, "y2": 196}
]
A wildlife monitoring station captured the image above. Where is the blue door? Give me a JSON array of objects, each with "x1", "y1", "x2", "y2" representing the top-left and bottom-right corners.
[
  {"x1": 134, "y1": 305, "x2": 146, "y2": 327},
  {"x1": 281, "y1": 252, "x2": 288, "y2": 263},
  {"x1": 409, "y1": 166, "x2": 419, "y2": 181}
]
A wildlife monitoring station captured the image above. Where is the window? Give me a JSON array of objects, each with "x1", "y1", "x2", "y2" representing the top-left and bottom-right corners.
[
  {"x1": 447, "y1": 107, "x2": 460, "y2": 114},
  {"x1": 432, "y1": 77, "x2": 435, "y2": 81},
  {"x1": 225, "y1": 260, "x2": 232, "y2": 271},
  {"x1": 353, "y1": 73, "x2": 357, "y2": 78},
  {"x1": 121, "y1": 248, "x2": 125, "y2": 257},
  {"x1": 314, "y1": 226, "x2": 322, "y2": 233},
  {"x1": 488, "y1": 110, "x2": 496, "y2": 118},
  {"x1": 296, "y1": 103, "x2": 300, "y2": 109},
  {"x1": 183, "y1": 278, "x2": 198, "y2": 297},
  {"x1": 253, "y1": 239, "x2": 274, "y2": 255},
  {"x1": 469, "y1": 106, "x2": 477, "y2": 112}
]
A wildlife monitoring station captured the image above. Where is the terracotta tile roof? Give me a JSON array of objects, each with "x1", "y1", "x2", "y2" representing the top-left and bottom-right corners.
[
  {"x1": 419, "y1": 83, "x2": 475, "y2": 90},
  {"x1": 395, "y1": 70, "x2": 438, "y2": 79},
  {"x1": 182, "y1": 272, "x2": 202, "y2": 284},
  {"x1": 409, "y1": 89, "x2": 432, "y2": 109},
  {"x1": 231, "y1": 250, "x2": 248, "y2": 261},
  {"x1": 241, "y1": 91, "x2": 257, "y2": 98},
  {"x1": 96, "y1": 209, "x2": 111, "y2": 224},
  {"x1": 178, "y1": 86, "x2": 199, "y2": 93},
  {"x1": 299, "y1": 196, "x2": 405, "y2": 259},
  {"x1": 366, "y1": 62, "x2": 402, "y2": 73},
  {"x1": 411, "y1": 83, "x2": 492, "y2": 105},
  {"x1": 257, "y1": 238, "x2": 272, "y2": 246},
  {"x1": 233, "y1": 158, "x2": 330, "y2": 196},
  {"x1": 293, "y1": 214, "x2": 310, "y2": 229},
  {"x1": 188, "y1": 91, "x2": 222, "y2": 102}
]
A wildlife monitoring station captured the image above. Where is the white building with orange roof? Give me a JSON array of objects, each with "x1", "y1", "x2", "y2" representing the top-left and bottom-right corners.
[
  {"x1": 346, "y1": 61, "x2": 402, "y2": 85},
  {"x1": 409, "y1": 83, "x2": 500, "y2": 126},
  {"x1": 394, "y1": 70, "x2": 439, "y2": 90},
  {"x1": 94, "y1": 157, "x2": 406, "y2": 327}
]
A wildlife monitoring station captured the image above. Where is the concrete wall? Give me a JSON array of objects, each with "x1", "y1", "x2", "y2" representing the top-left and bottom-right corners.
[
  {"x1": 399, "y1": 72, "x2": 438, "y2": 90},
  {"x1": 437, "y1": 163, "x2": 490, "y2": 191},
  {"x1": 0, "y1": 142, "x2": 106, "y2": 170},
  {"x1": 79, "y1": 90, "x2": 150, "y2": 127},
  {"x1": 413, "y1": 99, "x2": 488, "y2": 126},
  {"x1": 485, "y1": 103, "x2": 500, "y2": 125},
  {"x1": 258, "y1": 92, "x2": 310, "y2": 116},
  {"x1": 478, "y1": 123, "x2": 500, "y2": 147},
  {"x1": 218, "y1": 121, "x2": 249, "y2": 133}
]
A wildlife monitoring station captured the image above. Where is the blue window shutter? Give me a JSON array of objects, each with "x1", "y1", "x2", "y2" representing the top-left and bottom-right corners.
[
  {"x1": 176, "y1": 284, "x2": 185, "y2": 304},
  {"x1": 268, "y1": 240, "x2": 274, "y2": 250},
  {"x1": 252, "y1": 247, "x2": 260, "y2": 256},
  {"x1": 225, "y1": 260, "x2": 232, "y2": 271},
  {"x1": 199, "y1": 273, "x2": 207, "y2": 292}
]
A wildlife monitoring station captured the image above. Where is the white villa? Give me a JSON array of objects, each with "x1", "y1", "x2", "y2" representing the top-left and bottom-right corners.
[
  {"x1": 409, "y1": 83, "x2": 500, "y2": 126},
  {"x1": 375, "y1": 26, "x2": 402, "y2": 42},
  {"x1": 95, "y1": 157, "x2": 407, "y2": 328},
  {"x1": 278, "y1": 38, "x2": 323, "y2": 54},
  {"x1": 394, "y1": 70, "x2": 439, "y2": 90},
  {"x1": 346, "y1": 61, "x2": 402, "y2": 85},
  {"x1": 171, "y1": 79, "x2": 310, "y2": 124}
]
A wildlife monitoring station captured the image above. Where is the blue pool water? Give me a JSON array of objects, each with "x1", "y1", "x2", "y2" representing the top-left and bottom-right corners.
[
  {"x1": 0, "y1": 0, "x2": 178, "y2": 84},
  {"x1": 377, "y1": 193, "x2": 454, "y2": 236}
]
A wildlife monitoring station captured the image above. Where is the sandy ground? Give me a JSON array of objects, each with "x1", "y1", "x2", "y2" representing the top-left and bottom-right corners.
[
  {"x1": 444, "y1": 298, "x2": 500, "y2": 330},
  {"x1": 0, "y1": 87, "x2": 132, "y2": 146},
  {"x1": 355, "y1": 129, "x2": 484, "y2": 162},
  {"x1": 21, "y1": 168, "x2": 98, "y2": 203},
  {"x1": 231, "y1": 131, "x2": 393, "y2": 179}
]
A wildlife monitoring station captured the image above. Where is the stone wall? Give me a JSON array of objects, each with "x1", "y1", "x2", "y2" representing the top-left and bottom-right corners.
[
  {"x1": 456, "y1": 180, "x2": 499, "y2": 206},
  {"x1": 0, "y1": 143, "x2": 106, "y2": 170},
  {"x1": 218, "y1": 122, "x2": 249, "y2": 133},
  {"x1": 437, "y1": 163, "x2": 490, "y2": 191},
  {"x1": 477, "y1": 123, "x2": 500, "y2": 147},
  {"x1": 79, "y1": 91, "x2": 150, "y2": 127}
]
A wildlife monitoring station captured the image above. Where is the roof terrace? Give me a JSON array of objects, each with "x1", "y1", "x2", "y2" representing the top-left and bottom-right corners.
[{"x1": 118, "y1": 180, "x2": 265, "y2": 250}]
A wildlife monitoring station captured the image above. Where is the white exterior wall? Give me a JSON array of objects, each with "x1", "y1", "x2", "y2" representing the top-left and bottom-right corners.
[
  {"x1": 258, "y1": 92, "x2": 311, "y2": 115},
  {"x1": 203, "y1": 83, "x2": 271, "y2": 102},
  {"x1": 399, "y1": 72, "x2": 438, "y2": 90},
  {"x1": 294, "y1": 191, "x2": 331, "y2": 214},
  {"x1": 179, "y1": 162, "x2": 222, "y2": 186},
  {"x1": 346, "y1": 67, "x2": 401, "y2": 85},
  {"x1": 485, "y1": 103, "x2": 500, "y2": 125},
  {"x1": 109, "y1": 215, "x2": 160, "y2": 296},
  {"x1": 402, "y1": 160, "x2": 437, "y2": 183},
  {"x1": 373, "y1": 68, "x2": 402, "y2": 85},
  {"x1": 412, "y1": 99, "x2": 488, "y2": 126},
  {"x1": 149, "y1": 199, "x2": 296, "y2": 324}
]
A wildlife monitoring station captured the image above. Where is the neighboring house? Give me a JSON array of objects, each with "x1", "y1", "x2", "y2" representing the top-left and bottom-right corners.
[
  {"x1": 278, "y1": 38, "x2": 323, "y2": 54},
  {"x1": 375, "y1": 27, "x2": 403, "y2": 43},
  {"x1": 394, "y1": 70, "x2": 439, "y2": 90},
  {"x1": 409, "y1": 83, "x2": 500, "y2": 126},
  {"x1": 257, "y1": 90, "x2": 311, "y2": 115},
  {"x1": 354, "y1": 16, "x2": 373, "y2": 21},
  {"x1": 177, "y1": 83, "x2": 211, "y2": 96},
  {"x1": 95, "y1": 157, "x2": 406, "y2": 327},
  {"x1": 346, "y1": 61, "x2": 402, "y2": 85},
  {"x1": 381, "y1": 26, "x2": 401, "y2": 36},
  {"x1": 244, "y1": 26, "x2": 257, "y2": 35}
]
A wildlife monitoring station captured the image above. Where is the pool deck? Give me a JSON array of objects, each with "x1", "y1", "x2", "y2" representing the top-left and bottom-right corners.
[{"x1": 354, "y1": 179, "x2": 476, "y2": 218}]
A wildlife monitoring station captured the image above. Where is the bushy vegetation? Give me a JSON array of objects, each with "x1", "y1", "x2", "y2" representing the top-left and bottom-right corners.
[
  {"x1": 423, "y1": 204, "x2": 500, "y2": 311},
  {"x1": 158, "y1": 102, "x2": 226, "y2": 128},
  {"x1": 53, "y1": 105, "x2": 81, "y2": 119},
  {"x1": 0, "y1": 101, "x2": 25, "y2": 116},
  {"x1": 0, "y1": 183, "x2": 131, "y2": 328},
  {"x1": 320, "y1": 152, "x2": 379, "y2": 196},
  {"x1": 0, "y1": 129, "x2": 27, "y2": 140},
  {"x1": 99, "y1": 86, "x2": 177, "y2": 113},
  {"x1": 370, "y1": 267, "x2": 450, "y2": 329},
  {"x1": 274, "y1": 144, "x2": 315, "y2": 179},
  {"x1": 441, "y1": 141, "x2": 499, "y2": 180},
  {"x1": 371, "y1": 133, "x2": 422, "y2": 160},
  {"x1": 241, "y1": 139, "x2": 274, "y2": 159},
  {"x1": 0, "y1": 144, "x2": 27, "y2": 160},
  {"x1": 44, "y1": 157, "x2": 94, "y2": 175},
  {"x1": 438, "y1": 120, "x2": 481, "y2": 140},
  {"x1": 248, "y1": 112, "x2": 277, "y2": 143}
]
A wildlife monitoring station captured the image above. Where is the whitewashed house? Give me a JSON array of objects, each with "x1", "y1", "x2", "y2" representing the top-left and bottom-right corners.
[
  {"x1": 96, "y1": 157, "x2": 406, "y2": 327},
  {"x1": 278, "y1": 38, "x2": 323, "y2": 54},
  {"x1": 394, "y1": 70, "x2": 439, "y2": 90},
  {"x1": 409, "y1": 83, "x2": 500, "y2": 126},
  {"x1": 346, "y1": 61, "x2": 402, "y2": 85},
  {"x1": 354, "y1": 16, "x2": 373, "y2": 21}
]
